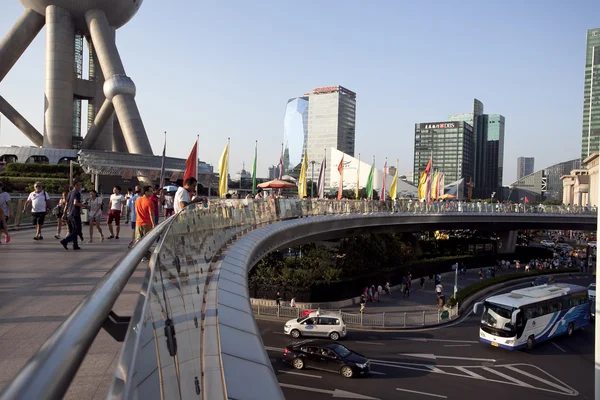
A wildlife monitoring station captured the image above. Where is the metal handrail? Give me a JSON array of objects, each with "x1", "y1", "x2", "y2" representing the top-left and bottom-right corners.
[{"x1": 0, "y1": 217, "x2": 174, "y2": 400}]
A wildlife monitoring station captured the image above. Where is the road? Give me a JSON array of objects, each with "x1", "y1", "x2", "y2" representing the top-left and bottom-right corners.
[{"x1": 258, "y1": 276, "x2": 594, "y2": 400}]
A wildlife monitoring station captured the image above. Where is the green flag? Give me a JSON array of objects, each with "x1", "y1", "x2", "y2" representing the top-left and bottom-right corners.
[
  {"x1": 252, "y1": 141, "x2": 257, "y2": 195},
  {"x1": 365, "y1": 159, "x2": 375, "y2": 199}
]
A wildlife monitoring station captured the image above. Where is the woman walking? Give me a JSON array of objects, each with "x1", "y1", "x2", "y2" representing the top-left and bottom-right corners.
[
  {"x1": 54, "y1": 192, "x2": 67, "y2": 239},
  {"x1": 88, "y1": 190, "x2": 104, "y2": 242}
]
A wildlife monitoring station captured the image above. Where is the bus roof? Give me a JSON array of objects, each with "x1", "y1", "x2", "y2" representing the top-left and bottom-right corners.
[{"x1": 485, "y1": 283, "x2": 587, "y2": 308}]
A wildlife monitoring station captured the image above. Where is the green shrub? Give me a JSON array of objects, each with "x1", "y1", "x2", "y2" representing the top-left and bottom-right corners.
[
  {"x1": 446, "y1": 268, "x2": 580, "y2": 307},
  {"x1": 4, "y1": 163, "x2": 71, "y2": 174}
]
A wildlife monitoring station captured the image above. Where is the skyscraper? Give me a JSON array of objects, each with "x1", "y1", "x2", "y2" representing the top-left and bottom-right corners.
[
  {"x1": 582, "y1": 28, "x2": 600, "y2": 161},
  {"x1": 517, "y1": 157, "x2": 535, "y2": 180},
  {"x1": 283, "y1": 96, "x2": 309, "y2": 174},
  {"x1": 304, "y1": 86, "x2": 356, "y2": 188}
]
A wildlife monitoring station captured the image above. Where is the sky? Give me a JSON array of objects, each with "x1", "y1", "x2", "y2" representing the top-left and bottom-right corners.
[{"x1": 0, "y1": 0, "x2": 598, "y2": 184}]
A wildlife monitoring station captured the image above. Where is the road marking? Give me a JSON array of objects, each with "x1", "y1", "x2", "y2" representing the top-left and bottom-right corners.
[
  {"x1": 551, "y1": 342, "x2": 567, "y2": 353},
  {"x1": 265, "y1": 346, "x2": 283, "y2": 352},
  {"x1": 481, "y1": 367, "x2": 534, "y2": 387},
  {"x1": 396, "y1": 388, "x2": 447, "y2": 398},
  {"x1": 443, "y1": 344, "x2": 471, "y2": 347},
  {"x1": 399, "y1": 353, "x2": 496, "y2": 362},
  {"x1": 273, "y1": 332, "x2": 286, "y2": 335},
  {"x1": 355, "y1": 341, "x2": 385, "y2": 345},
  {"x1": 278, "y1": 370, "x2": 322, "y2": 378},
  {"x1": 394, "y1": 337, "x2": 478, "y2": 344},
  {"x1": 503, "y1": 365, "x2": 577, "y2": 395},
  {"x1": 369, "y1": 371, "x2": 386, "y2": 375},
  {"x1": 455, "y1": 366, "x2": 485, "y2": 379},
  {"x1": 279, "y1": 383, "x2": 380, "y2": 399}
]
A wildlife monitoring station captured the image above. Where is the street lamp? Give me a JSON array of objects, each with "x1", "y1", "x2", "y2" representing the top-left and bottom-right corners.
[{"x1": 310, "y1": 161, "x2": 316, "y2": 198}]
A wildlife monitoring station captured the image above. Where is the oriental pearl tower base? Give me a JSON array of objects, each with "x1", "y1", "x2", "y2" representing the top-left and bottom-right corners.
[{"x1": 0, "y1": 1, "x2": 153, "y2": 155}]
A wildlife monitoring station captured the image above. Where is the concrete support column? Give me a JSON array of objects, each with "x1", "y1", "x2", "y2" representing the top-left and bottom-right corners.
[
  {"x1": 44, "y1": 6, "x2": 75, "y2": 149},
  {"x1": 0, "y1": 9, "x2": 45, "y2": 83},
  {"x1": 0, "y1": 95, "x2": 43, "y2": 146},
  {"x1": 81, "y1": 98, "x2": 114, "y2": 149},
  {"x1": 86, "y1": 35, "x2": 113, "y2": 150},
  {"x1": 112, "y1": 117, "x2": 128, "y2": 153},
  {"x1": 497, "y1": 231, "x2": 517, "y2": 254},
  {"x1": 85, "y1": 9, "x2": 152, "y2": 155}
]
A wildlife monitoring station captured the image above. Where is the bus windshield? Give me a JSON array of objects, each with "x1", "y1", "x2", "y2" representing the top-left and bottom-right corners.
[{"x1": 481, "y1": 302, "x2": 516, "y2": 332}]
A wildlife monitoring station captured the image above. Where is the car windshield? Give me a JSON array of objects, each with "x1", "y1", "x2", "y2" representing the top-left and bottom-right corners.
[
  {"x1": 481, "y1": 302, "x2": 516, "y2": 332},
  {"x1": 589, "y1": 284, "x2": 596, "y2": 291},
  {"x1": 329, "y1": 343, "x2": 351, "y2": 358}
]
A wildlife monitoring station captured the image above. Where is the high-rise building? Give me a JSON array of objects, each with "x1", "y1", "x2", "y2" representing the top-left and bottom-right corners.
[
  {"x1": 449, "y1": 100, "x2": 505, "y2": 198},
  {"x1": 413, "y1": 121, "x2": 475, "y2": 196},
  {"x1": 517, "y1": 157, "x2": 535, "y2": 180},
  {"x1": 303, "y1": 85, "x2": 356, "y2": 188},
  {"x1": 283, "y1": 96, "x2": 309, "y2": 174},
  {"x1": 581, "y1": 28, "x2": 600, "y2": 161}
]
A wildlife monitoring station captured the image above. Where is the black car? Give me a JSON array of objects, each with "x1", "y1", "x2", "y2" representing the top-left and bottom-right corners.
[
  {"x1": 282, "y1": 340, "x2": 370, "y2": 378},
  {"x1": 531, "y1": 276, "x2": 556, "y2": 286}
]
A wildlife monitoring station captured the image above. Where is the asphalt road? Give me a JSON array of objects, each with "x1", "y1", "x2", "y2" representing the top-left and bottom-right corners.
[{"x1": 258, "y1": 276, "x2": 595, "y2": 400}]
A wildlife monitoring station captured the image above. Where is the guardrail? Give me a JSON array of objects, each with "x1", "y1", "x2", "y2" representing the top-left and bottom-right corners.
[
  {"x1": 0, "y1": 198, "x2": 594, "y2": 400},
  {"x1": 252, "y1": 304, "x2": 458, "y2": 327}
]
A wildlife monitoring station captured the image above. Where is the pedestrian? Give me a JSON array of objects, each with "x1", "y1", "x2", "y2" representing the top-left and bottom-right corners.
[
  {"x1": 401, "y1": 276, "x2": 407, "y2": 295},
  {"x1": 133, "y1": 185, "x2": 156, "y2": 243},
  {"x1": 290, "y1": 297, "x2": 296, "y2": 308},
  {"x1": 127, "y1": 186, "x2": 140, "y2": 248},
  {"x1": 60, "y1": 182, "x2": 86, "y2": 250},
  {"x1": 87, "y1": 190, "x2": 104, "y2": 242},
  {"x1": 367, "y1": 286, "x2": 373, "y2": 302},
  {"x1": 124, "y1": 188, "x2": 133, "y2": 223},
  {"x1": 276, "y1": 292, "x2": 281, "y2": 307},
  {"x1": 163, "y1": 191, "x2": 175, "y2": 217},
  {"x1": 0, "y1": 182, "x2": 11, "y2": 243},
  {"x1": 360, "y1": 293, "x2": 366, "y2": 312},
  {"x1": 377, "y1": 284, "x2": 383, "y2": 298},
  {"x1": 22, "y1": 181, "x2": 51, "y2": 240},
  {"x1": 107, "y1": 186, "x2": 125, "y2": 239},
  {"x1": 435, "y1": 283, "x2": 443, "y2": 298},
  {"x1": 53, "y1": 191, "x2": 67, "y2": 239},
  {"x1": 372, "y1": 285, "x2": 380, "y2": 302},
  {"x1": 150, "y1": 185, "x2": 162, "y2": 225},
  {"x1": 420, "y1": 276, "x2": 425, "y2": 291},
  {"x1": 385, "y1": 281, "x2": 391, "y2": 294},
  {"x1": 404, "y1": 279, "x2": 411, "y2": 297},
  {"x1": 174, "y1": 177, "x2": 202, "y2": 213}
]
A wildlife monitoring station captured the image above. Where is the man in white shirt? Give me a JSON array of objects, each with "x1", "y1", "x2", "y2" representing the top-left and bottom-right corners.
[
  {"x1": 22, "y1": 181, "x2": 51, "y2": 240},
  {"x1": 107, "y1": 185, "x2": 125, "y2": 239},
  {"x1": 174, "y1": 177, "x2": 201, "y2": 213}
]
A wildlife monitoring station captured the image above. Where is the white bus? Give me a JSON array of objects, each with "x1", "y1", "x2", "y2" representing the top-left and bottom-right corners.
[{"x1": 474, "y1": 283, "x2": 590, "y2": 350}]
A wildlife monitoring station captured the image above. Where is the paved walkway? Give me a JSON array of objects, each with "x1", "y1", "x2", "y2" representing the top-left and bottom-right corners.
[
  {"x1": 340, "y1": 266, "x2": 523, "y2": 314},
  {"x1": 0, "y1": 225, "x2": 143, "y2": 399}
]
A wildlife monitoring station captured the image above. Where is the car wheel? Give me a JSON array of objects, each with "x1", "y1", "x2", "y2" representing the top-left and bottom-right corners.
[
  {"x1": 527, "y1": 335, "x2": 535, "y2": 350},
  {"x1": 340, "y1": 365, "x2": 353, "y2": 378},
  {"x1": 291, "y1": 329, "x2": 301, "y2": 339},
  {"x1": 329, "y1": 331, "x2": 340, "y2": 341},
  {"x1": 567, "y1": 322, "x2": 574, "y2": 337},
  {"x1": 292, "y1": 358, "x2": 304, "y2": 370}
]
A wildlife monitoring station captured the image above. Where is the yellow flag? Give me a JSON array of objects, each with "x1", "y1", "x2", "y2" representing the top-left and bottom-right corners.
[
  {"x1": 298, "y1": 150, "x2": 309, "y2": 197},
  {"x1": 431, "y1": 171, "x2": 439, "y2": 200},
  {"x1": 418, "y1": 171, "x2": 427, "y2": 200},
  {"x1": 218, "y1": 140, "x2": 229, "y2": 198},
  {"x1": 390, "y1": 168, "x2": 398, "y2": 200}
]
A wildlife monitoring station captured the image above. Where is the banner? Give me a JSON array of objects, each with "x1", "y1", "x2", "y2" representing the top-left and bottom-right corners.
[
  {"x1": 183, "y1": 139, "x2": 198, "y2": 182},
  {"x1": 218, "y1": 140, "x2": 229, "y2": 197}
]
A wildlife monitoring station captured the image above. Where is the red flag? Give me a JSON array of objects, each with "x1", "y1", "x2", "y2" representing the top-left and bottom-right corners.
[
  {"x1": 525, "y1": 196, "x2": 530, "y2": 204},
  {"x1": 183, "y1": 139, "x2": 198, "y2": 182},
  {"x1": 424, "y1": 157, "x2": 432, "y2": 175},
  {"x1": 337, "y1": 156, "x2": 344, "y2": 200},
  {"x1": 380, "y1": 160, "x2": 387, "y2": 200}
]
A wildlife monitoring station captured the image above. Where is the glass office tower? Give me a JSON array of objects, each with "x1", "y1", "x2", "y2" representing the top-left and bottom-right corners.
[
  {"x1": 517, "y1": 157, "x2": 534, "y2": 180},
  {"x1": 413, "y1": 121, "x2": 475, "y2": 196},
  {"x1": 484, "y1": 114, "x2": 505, "y2": 195},
  {"x1": 283, "y1": 96, "x2": 309, "y2": 174},
  {"x1": 582, "y1": 28, "x2": 600, "y2": 160}
]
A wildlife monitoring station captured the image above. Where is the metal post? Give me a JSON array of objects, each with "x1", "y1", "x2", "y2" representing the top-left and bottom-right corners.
[
  {"x1": 277, "y1": 305, "x2": 280, "y2": 318},
  {"x1": 311, "y1": 161, "x2": 315, "y2": 198},
  {"x1": 257, "y1": 304, "x2": 260, "y2": 316},
  {"x1": 360, "y1": 312, "x2": 363, "y2": 326},
  {"x1": 403, "y1": 312, "x2": 406, "y2": 327},
  {"x1": 94, "y1": 173, "x2": 99, "y2": 192},
  {"x1": 69, "y1": 160, "x2": 74, "y2": 188},
  {"x1": 454, "y1": 262, "x2": 459, "y2": 299},
  {"x1": 382, "y1": 312, "x2": 385, "y2": 327},
  {"x1": 422, "y1": 310, "x2": 426, "y2": 325},
  {"x1": 438, "y1": 311, "x2": 440, "y2": 323}
]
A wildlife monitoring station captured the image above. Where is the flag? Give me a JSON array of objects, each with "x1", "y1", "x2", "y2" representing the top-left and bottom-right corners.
[
  {"x1": 251, "y1": 141, "x2": 257, "y2": 195},
  {"x1": 417, "y1": 157, "x2": 432, "y2": 201},
  {"x1": 337, "y1": 155, "x2": 344, "y2": 200},
  {"x1": 183, "y1": 139, "x2": 198, "y2": 182},
  {"x1": 431, "y1": 171, "x2": 439, "y2": 201},
  {"x1": 298, "y1": 150, "x2": 309, "y2": 198},
  {"x1": 438, "y1": 173, "x2": 445, "y2": 198},
  {"x1": 317, "y1": 155, "x2": 326, "y2": 199},
  {"x1": 365, "y1": 159, "x2": 375, "y2": 199},
  {"x1": 218, "y1": 140, "x2": 229, "y2": 198},
  {"x1": 390, "y1": 162, "x2": 398, "y2": 200},
  {"x1": 159, "y1": 133, "x2": 166, "y2": 188},
  {"x1": 355, "y1": 154, "x2": 361, "y2": 199},
  {"x1": 379, "y1": 160, "x2": 387, "y2": 200}
]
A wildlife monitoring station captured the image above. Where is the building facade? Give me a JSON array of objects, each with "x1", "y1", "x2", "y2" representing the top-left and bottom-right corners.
[
  {"x1": 509, "y1": 158, "x2": 581, "y2": 202},
  {"x1": 581, "y1": 28, "x2": 600, "y2": 161},
  {"x1": 303, "y1": 86, "x2": 356, "y2": 188},
  {"x1": 517, "y1": 157, "x2": 535, "y2": 180},
  {"x1": 449, "y1": 99, "x2": 484, "y2": 192},
  {"x1": 413, "y1": 121, "x2": 474, "y2": 197},
  {"x1": 282, "y1": 96, "x2": 309, "y2": 174}
]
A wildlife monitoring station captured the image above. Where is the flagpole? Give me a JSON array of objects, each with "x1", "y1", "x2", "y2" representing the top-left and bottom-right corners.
[
  {"x1": 395, "y1": 158, "x2": 399, "y2": 199},
  {"x1": 195, "y1": 134, "x2": 199, "y2": 197},
  {"x1": 227, "y1": 137, "x2": 230, "y2": 195},
  {"x1": 371, "y1": 156, "x2": 375, "y2": 200},
  {"x1": 356, "y1": 153, "x2": 360, "y2": 200},
  {"x1": 252, "y1": 140, "x2": 257, "y2": 195}
]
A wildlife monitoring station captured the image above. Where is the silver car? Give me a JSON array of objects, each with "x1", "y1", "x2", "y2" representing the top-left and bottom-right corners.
[{"x1": 284, "y1": 311, "x2": 347, "y2": 341}]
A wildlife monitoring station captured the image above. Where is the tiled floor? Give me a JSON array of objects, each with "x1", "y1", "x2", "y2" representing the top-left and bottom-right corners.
[{"x1": 0, "y1": 228, "x2": 146, "y2": 398}]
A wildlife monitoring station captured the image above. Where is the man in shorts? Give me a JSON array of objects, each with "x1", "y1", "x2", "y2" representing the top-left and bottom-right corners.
[
  {"x1": 135, "y1": 186, "x2": 155, "y2": 242},
  {"x1": 127, "y1": 186, "x2": 140, "y2": 248},
  {"x1": 22, "y1": 181, "x2": 51, "y2": 240},
  {"x1": 107, "y1": 186, "x2": 125, "y2": 239}
]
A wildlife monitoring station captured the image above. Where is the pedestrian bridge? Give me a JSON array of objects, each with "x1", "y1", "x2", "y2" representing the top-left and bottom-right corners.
[{"x1": 0, "y1": 200, "x2": 595, "y2": 400}]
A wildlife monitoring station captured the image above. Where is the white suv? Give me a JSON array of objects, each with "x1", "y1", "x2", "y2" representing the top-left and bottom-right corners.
[{"x1": 284, "y1": 311, "x2": 347, "y2": 341}]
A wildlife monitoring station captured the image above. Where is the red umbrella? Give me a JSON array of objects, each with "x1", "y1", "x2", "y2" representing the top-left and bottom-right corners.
[{"x1": 257, "y1": 179, "x2": 296, "y2": 189}]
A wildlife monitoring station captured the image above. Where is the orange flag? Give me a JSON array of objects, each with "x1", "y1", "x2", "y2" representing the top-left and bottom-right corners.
[{"x1": 337, "y1": 155, "x2": 344, "y2": 200}]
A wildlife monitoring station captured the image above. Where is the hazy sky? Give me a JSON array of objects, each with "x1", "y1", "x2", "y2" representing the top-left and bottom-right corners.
[{"x1": 0, "y1": 0, "x2": 598, "y2": 184}]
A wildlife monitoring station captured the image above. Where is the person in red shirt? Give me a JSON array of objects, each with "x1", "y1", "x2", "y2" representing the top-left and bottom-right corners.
[
  {"x1": 135, "y1": 186, "x2": 155, "y2": 242},
  {"x1": 150, "y1": 185, "x2": 163, "y2": 225}
]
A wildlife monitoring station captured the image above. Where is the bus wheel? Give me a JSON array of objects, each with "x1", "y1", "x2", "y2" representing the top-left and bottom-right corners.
[
  {"x1": 526, "y1": 335, "x2": 535, "y2": 350},
  {"x1": 567, "y1": 322, "x2": 574, "y2": 337}
]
